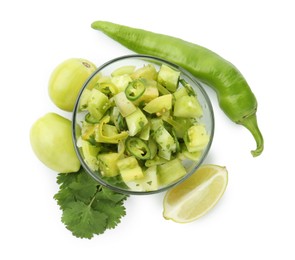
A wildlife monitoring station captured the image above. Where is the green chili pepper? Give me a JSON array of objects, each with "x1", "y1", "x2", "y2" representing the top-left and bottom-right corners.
[
  {"x1": 96, "y1": 115, "x2": 129, "y2": 144},
  {"x1": 91, "y1": 21, "x2": 264, "y2": 157},
  {"x1": 125, "y1": 137, "x2": 151, "y2": 160},
  {"x1": 179, "y1": 79, "x2": 196, "y2": 97},
  {"x1": 85, "y1": 113, "x2": 100, "y2": 124},
  {"x1": 125, "y1": 79, "x2": 146, "y2": 101}
]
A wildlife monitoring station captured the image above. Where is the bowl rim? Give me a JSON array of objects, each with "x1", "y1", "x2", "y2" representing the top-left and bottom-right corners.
[{"x1": 72, "y1": 54, "x2": 215, "y2": 195}]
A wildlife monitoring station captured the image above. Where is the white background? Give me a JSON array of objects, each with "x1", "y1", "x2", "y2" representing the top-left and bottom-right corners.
[{"x1": 1, "y1": 0, "x2": 294, "y2": 259}]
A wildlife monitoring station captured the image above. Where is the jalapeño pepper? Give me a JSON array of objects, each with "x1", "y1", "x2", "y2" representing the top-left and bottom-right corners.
[
  {"x1": 125, "y1": 78, "x2": 146, "y2": 101},
  {"x1": 125, "y1": 137, "x2": 151, "y2": 160}
]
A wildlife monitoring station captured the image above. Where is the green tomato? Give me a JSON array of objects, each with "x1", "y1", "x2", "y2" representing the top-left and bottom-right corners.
[
  {"x1": 48, "y1": 58, "x2": 97, "y2": 111},
  {"x1": 30, "y1": 113, "x2": 81, "y2": 173}
]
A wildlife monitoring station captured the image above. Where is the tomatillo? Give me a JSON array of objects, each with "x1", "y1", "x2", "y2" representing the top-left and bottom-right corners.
[
  {"x1": 30, "y1": 113, "x2": 80, "y2": 173},
  {"x1": 48, "y1": 58, "x2": 97, "y2": 111}
]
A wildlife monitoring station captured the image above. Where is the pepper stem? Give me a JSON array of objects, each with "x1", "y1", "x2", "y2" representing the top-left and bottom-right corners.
[{"x1": 239, "y1": 114, "x2": 264, "y2": 157}]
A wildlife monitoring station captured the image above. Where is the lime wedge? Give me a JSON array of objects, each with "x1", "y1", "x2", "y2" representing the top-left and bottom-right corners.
[{"x1": 163, "y1": 164, "x2": 228, "y2": 223}]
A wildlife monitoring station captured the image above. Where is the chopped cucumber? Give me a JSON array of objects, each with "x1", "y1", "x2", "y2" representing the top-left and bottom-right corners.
[
  {"x1": 140, "y1": 166, "x2": 159, "y2": 191},
  {"x1": 131, "y1": 64, "x2": 157, "y2": 80},
  {"x1": 125, "y1": 108, "x2": 148, "y2": 136},
  {"x1": 157, "y1": 64, "x2": 180, "y2": 92},
  {"x1": 111, "y1": 65, "x2": 135, "y2": 76},
  {"x1": 87, "y1": 89, "x2": 111, "y2": 120},
  {"x1": 97, "y1": 153, "x2": 120, "y2": 177},
  {"x1": 114, "y1": 91, "x2": 137, "y2": 117},
  {"x1": 157, "y1": 158, "x2": 186, "y2": 185},
  {"x1": 96, "y1": 82, "x2": 118, "y2": 98},
  {"x1": 79, "y1": 88, "x2": 92, "y2": 110},
  {"x1": 77, "y1": 62, "x2": 210, "y2": 192},
  {"x1": 117, "y1": 156, "x2": 144, "y2": 182},
  {"x1": 143, "y1": 94, "x2": 172, "y2": 114},
  {"x1": 173, "y1": 87, "x2": 188, "y2": 100},
  {"x1": 152, "y1": 123, "x2": 176, "y2": 154},
  {"x1": 139, "y1": 123, "x2": 150, "y2": 140},
  {"x1": 178, "y1": 143, "x2": 203, "y2": 161},
  {"x1": 145, "y1": 155, "x2": 168, "y2": 167},
  {"x1": 174, "y1": 95, "x2": 203, "y2": 118},
  {"x1": 81, "y1": 140, "x2": 100, "y2": 171},
  {"x1": 111, "y1": 74, "x2": 133, "y2": 92},
  {"x1": 142, "y1": 166, "x2": 158, "y2": 191},
  {"x1": 147, "y1": 138, "x2": 157, "y2": 159},
  {"x1": 184, "y1": 125, "x2": 210, "y2": 152},
  {"x1": 156, "y1": 82, "x2": 171, "y2": 95},
  {"x1": 133, "y1": 80, "x2": 159, "y2": 105},
  {"x1": 125, "y1": 166, "x2": 158, "y2": 192}
]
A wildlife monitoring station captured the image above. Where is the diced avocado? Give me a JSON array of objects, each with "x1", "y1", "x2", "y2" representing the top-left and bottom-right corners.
[{"x1": 184, "y1": 125, "x2": 210, "y2": 152}]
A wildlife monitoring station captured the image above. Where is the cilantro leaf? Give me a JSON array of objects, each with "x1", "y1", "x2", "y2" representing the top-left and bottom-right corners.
[
  {"x1": 100, "y1": 186, "x2": 128, "y2": 203},
  {"x1": 62, "y1": 201, "x2": 107, "y2": 239},
  {"x1": 56, "y1": 171, "x2": 78, "y2": 188},
  {"x1": 68, "y1": 172, "x2": 98, "y2": 204},
  {"x1": 92, "y1": 199, "x2": 127, "y2": 229},
  {"x1": 54, "y1": 168, "x2": 129, "y2": 239},
  {"x1": 102, "y1": 175, "x2": 128, "y2": 189},
  {"x1": 54, "y1": 187, "x2": 76, "y2": 210}
]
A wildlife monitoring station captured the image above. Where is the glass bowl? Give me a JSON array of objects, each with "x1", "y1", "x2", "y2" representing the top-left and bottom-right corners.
[{"x1": 72, "y1": 54, "x2": 214, "y2": 195}]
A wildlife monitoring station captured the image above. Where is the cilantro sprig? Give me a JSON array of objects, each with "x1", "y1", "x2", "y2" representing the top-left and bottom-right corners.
[{"x1": 54, "y1": 167, "x2": 128, "y2": 239}]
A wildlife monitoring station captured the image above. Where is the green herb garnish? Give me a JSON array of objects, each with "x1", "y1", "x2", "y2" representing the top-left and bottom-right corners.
[{"x1": 54, "y1": 167, "x2": 128, "y2": 239}]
